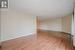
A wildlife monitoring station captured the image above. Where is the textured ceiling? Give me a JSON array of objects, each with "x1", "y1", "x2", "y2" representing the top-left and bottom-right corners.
[{"x1": 9, "y1": 0, "x2": 75, "y2": 19}]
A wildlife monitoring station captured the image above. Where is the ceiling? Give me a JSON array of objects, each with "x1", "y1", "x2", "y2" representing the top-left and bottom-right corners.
[{"x1": 9, "y1": 0, "x2": 75, "y2": 19}]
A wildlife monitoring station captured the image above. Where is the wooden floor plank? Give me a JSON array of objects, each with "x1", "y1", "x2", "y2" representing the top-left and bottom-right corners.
[{"x1": 1, "y1": 30, "x2": 73, "y2": 50}]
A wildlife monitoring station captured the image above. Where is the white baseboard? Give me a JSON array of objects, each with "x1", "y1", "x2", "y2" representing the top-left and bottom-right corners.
[{"x1": 1, "y1": 33, "x2": 36, "y2": 42}]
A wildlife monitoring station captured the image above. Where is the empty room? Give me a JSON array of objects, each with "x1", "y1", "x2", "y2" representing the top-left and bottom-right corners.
[{"x1": 0, "y1": 0, "x2": 75, "y2": 50}]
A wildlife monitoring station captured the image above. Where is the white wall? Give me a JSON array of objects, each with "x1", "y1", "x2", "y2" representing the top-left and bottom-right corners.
[
  {"x1": 0, "y1": 11, "x2": 1, "y2": 42},
  {"x1": 72, "y1": 8, "x2": 75, "y2": 46},
  {"x1": 0, "y1": 9, "x2": 36, "y2": 42},
  {"x1": 62, "y1": 15, "x2": 72, "y2": 33},
  {"x1": 39, "y1": 17, "x2": 62, "y2": 31},
  {"x1": 39, "y1": 15, "x2": 72, "y2": 33}
]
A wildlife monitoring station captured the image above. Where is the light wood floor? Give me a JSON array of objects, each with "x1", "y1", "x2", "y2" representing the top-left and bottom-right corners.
[{"x1": 1, "y1": 30, "x2": 74, "y2": 50}]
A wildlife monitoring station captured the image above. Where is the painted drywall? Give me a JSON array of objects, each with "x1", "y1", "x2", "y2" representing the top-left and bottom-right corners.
[
  {"x1": 72, "y1": 8, "x2": 75, "y2": 46},
  {"x1": 0, "y1": 11, "x2": 1, "y2": 42},
  {"x1": 38, "y1": 15, "x2": 72, "y2": 33},
  {"x1": 62, "y1": 15, "x2": 72, "y2": 33},
  {"x1": 39, "y1": 17, "x2": 62, "y2": 31},
  {"x1": 1, "y1": 9, "x2": 36, "y2": 42},
  {"x1": 73, "y1": 8, "x2": 75, "y2": 46}
]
